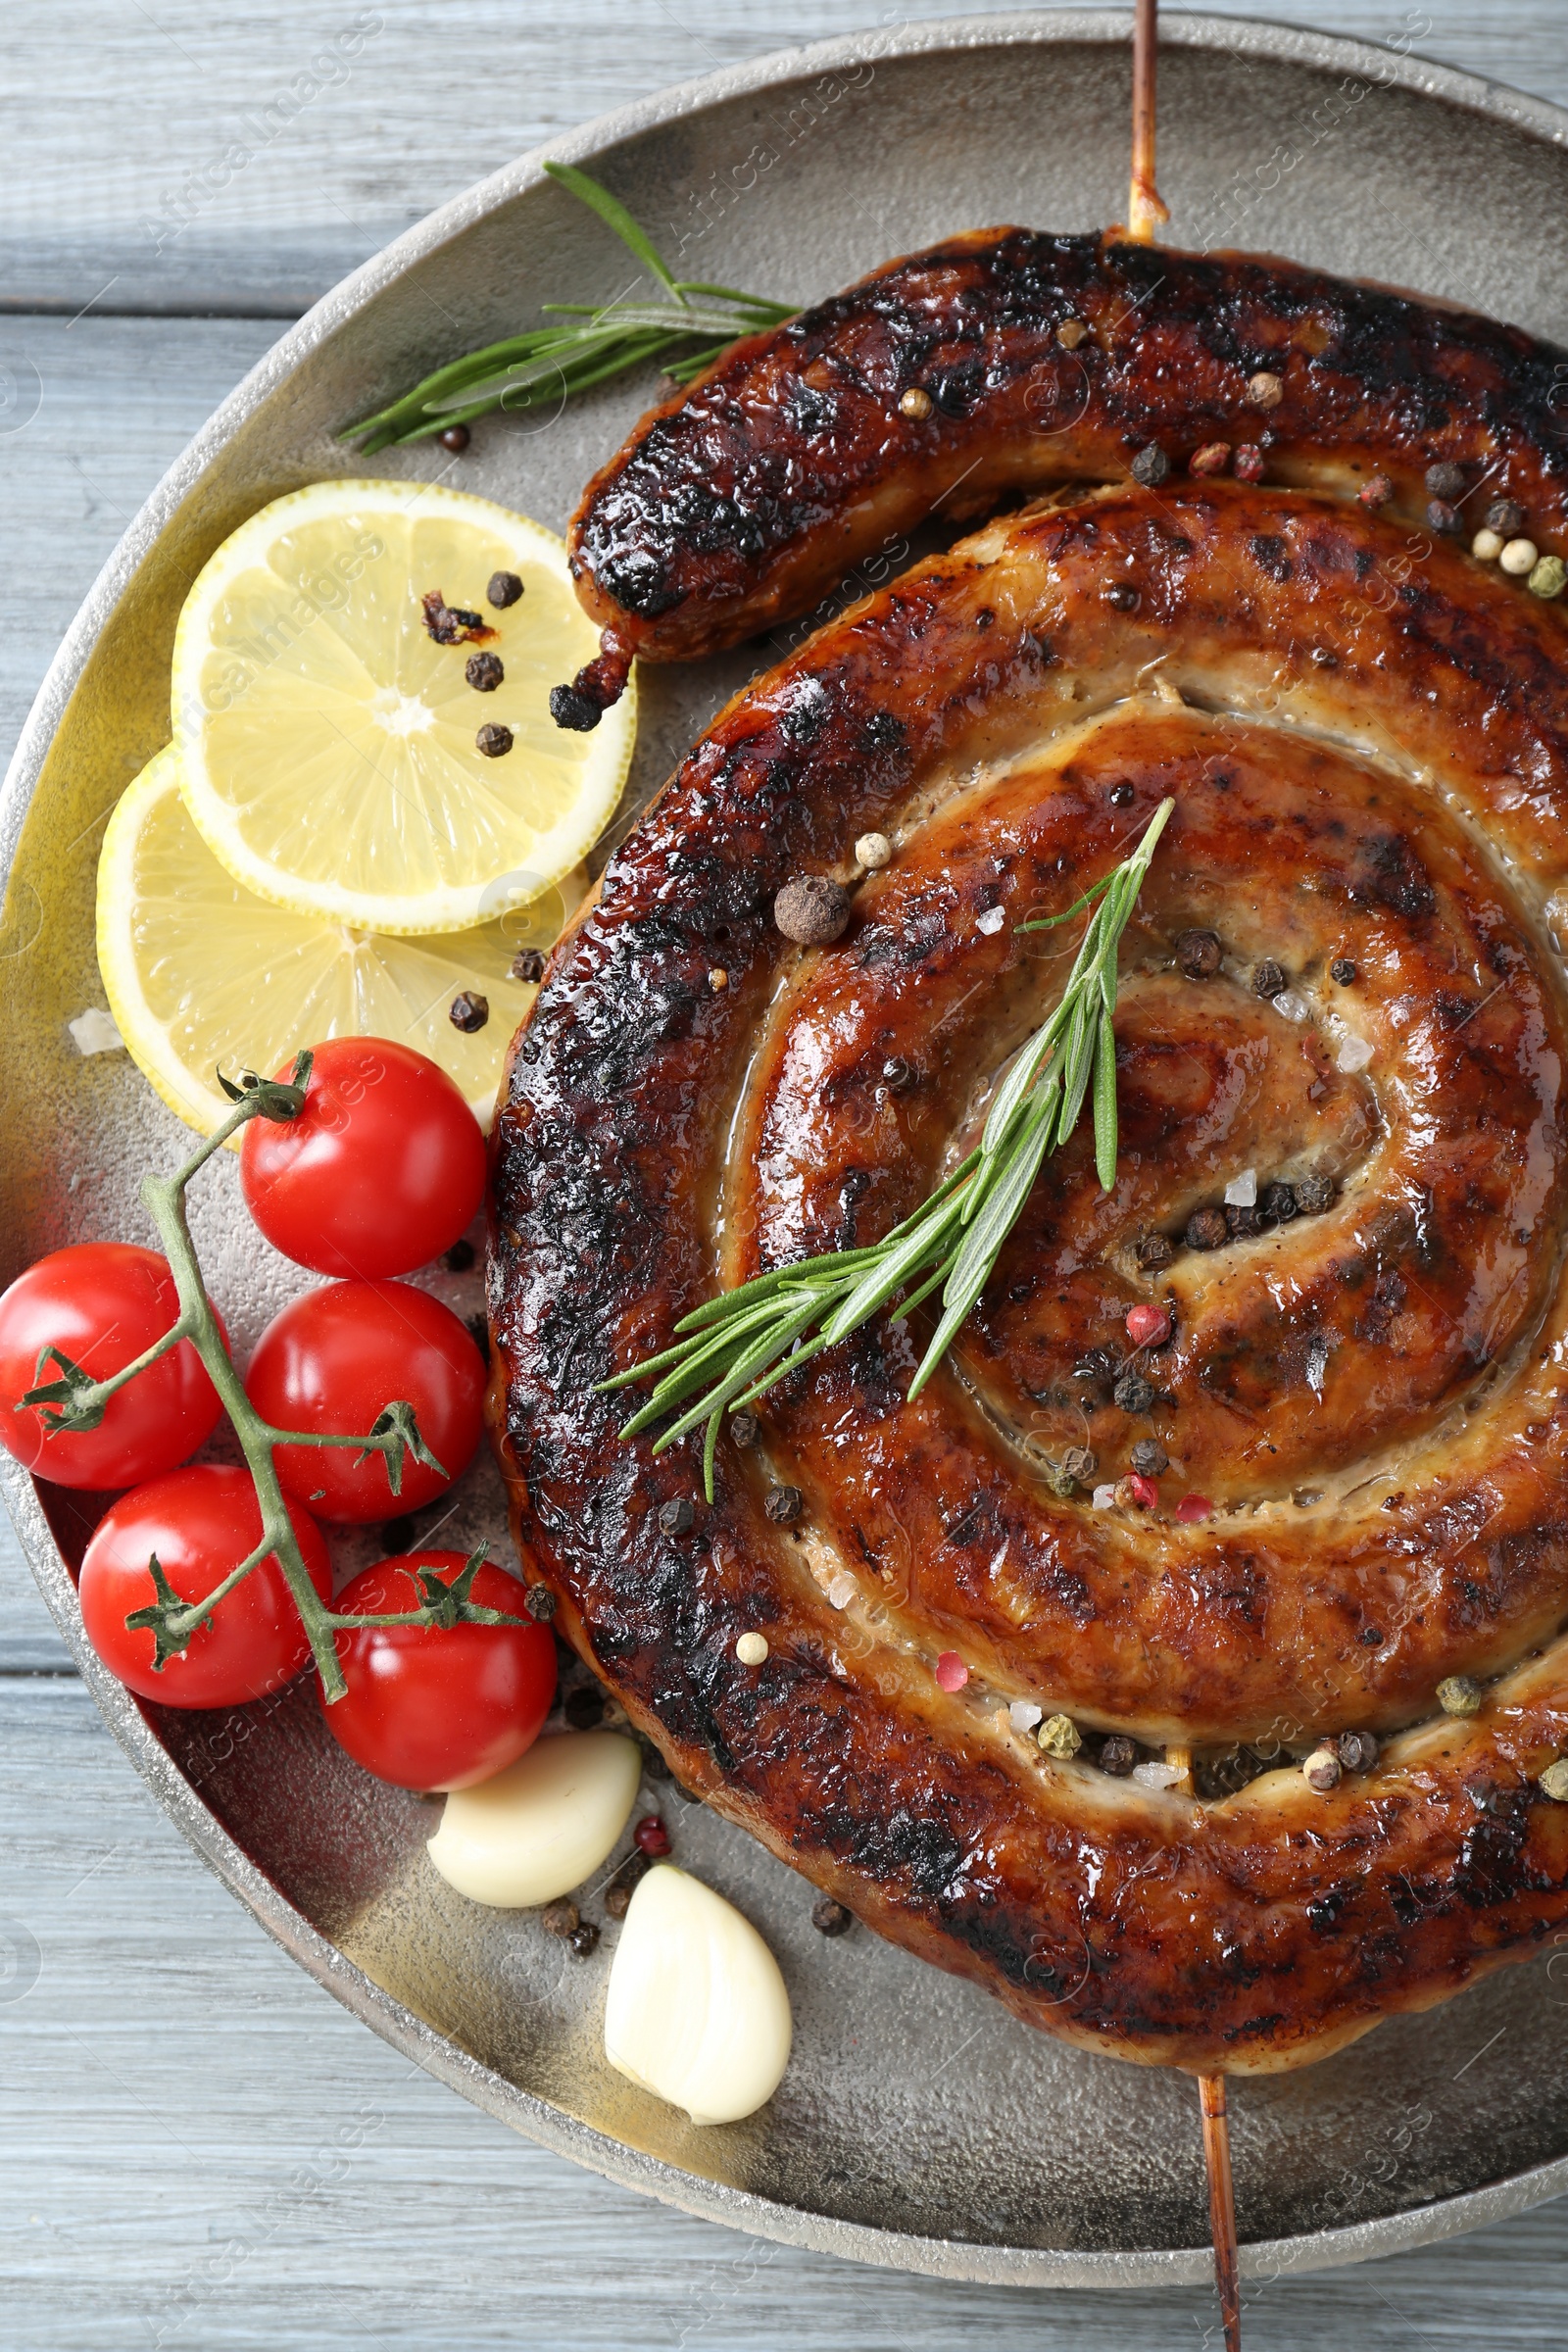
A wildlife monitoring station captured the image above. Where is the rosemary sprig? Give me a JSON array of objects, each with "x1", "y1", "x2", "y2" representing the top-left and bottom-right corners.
[
  {"x1": 341, "y1": 162, "x2": 795, "y2": 453},
  {"x1": 601, "y1": 800, "x2": 1175, "y2": 1499},
  {"x1": 22, "y1": 1057, "x2": 524, "y2": 1700}
]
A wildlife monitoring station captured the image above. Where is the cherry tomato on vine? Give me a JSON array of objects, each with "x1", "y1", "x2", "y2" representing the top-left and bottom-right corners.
[
  {"x1": 0, "y1": 1242, "x2": 225, "y2": 1491},
  {"x1": 239, "y1": 1038, "x2": 486, "y2": 1279},
  {"x1": 322, "y1": 1552, "x2": 555, "y2": 1790},
  {"x1": 78, "y1": 1464, "x2": 331, "y2": 1707},
  {"x1": 244, "y1": 1280, "x2": 484, "y2": 1524}
]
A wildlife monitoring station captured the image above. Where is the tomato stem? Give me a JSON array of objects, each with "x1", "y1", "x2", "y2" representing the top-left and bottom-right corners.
[{"x1": 59, "y1": 1056, "x2": 520, "y2": 1702}]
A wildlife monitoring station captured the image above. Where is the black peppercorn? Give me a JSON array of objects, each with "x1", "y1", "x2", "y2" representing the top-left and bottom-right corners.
[
  {"x1": 1186, "y1": 1205, "x2": 1230, "y2": 1251},
  {"x1": 1099, "y1": 1734, "x2": 1138, "y2": 1776},
  {"x1": 1226, "y1": 1201, "x2": 1262, "y2": 1240},
  {"x1": 542, "y1": 1898, "x2": 578, "y2": 1937},
  {"x1": 659, "y1": 1496, "x2": 696, "y2": 1537},
  {"x1": 524, "y1": 1583, "x2": 557, "y2": 1622},
  {"x1": 1105, "y1": 581, "x2": 1140, "y2": 612},
  {"x1": 438, "y1": 423, "x2": 470, "y2": 454},
  {"x1": 1426, "y1": 498, "x2": 1463, "y2": 536},
  {"x1": 1261, "y1": 1180, "x2": 1298, "y2": 1223},
  {"x1": 1059, "y1": 1445, "x2": 1099, "y2": 1485},
  {"x1": 1135, "y1": 1232, "x2": 1174, "y2": 1271},
  {"x1": 550, "y1": 683, "x2": 602, "y2": 732},
  {"x1": 1130, "y1": 442, "x2": 1170, "y2": 487},
  {"x1": 487, "y1": 569, "x2": 524, "y2": 608},
  {"x1": 1252, "y1": 958, "x2": 1287, "y2": 999},
  {"x1": 764, "y1": 1484, "x2": 803, "y2": 1525},
  {"x1": 567, "y1": 1921, "x2": 601, "y2": 1958},
  {"x1": 1424, "y1": 461, "x2": 1466, "y2": 500},
  {"x1": 1113, "y1": 1370, "x2": 1154, "y2": 1414},
  {"x1": 1175, "y1": 927, "x2": 1223, "y2": 979},
  {"x1": 604, "y1": 1881, "x2": 634, "y2": 1920},
  {"x1": 811, "y1": 1896, "x2": 854, "y2": 1936},
  {"x1": 729, "y1": 1411, "x2": 760, "y2": 1448},
  {"x1": 449, "y1": 991, "x2": 489, "y2": 1032},
  {"x1": 1338, "y1": 1729, "x2": 1379, "y2": 1773},
  {"x1": 564, "y1": 1685, "x2": 606, "y2": 1730},
  {"x1": 1107, "y1": 781, "x2": 1135, "y2": 807},
  {"x1": 1485, "y1": 499, "x2": 1526, "y2": 538},
  {"x1": 444, "y1": 1238, "x2": 476, "y2": 1272},
  {"x1": 475, "y1": 722, "x2": 514, "y2": 758},
  {"x1": 1293, "y1": 1174, "x2": 1335, "y2": 1215},
  {"x1": 510, "y1": 947, "x2": 546, "y2": 983},
  {"x1": 1330, "y1": 957, "x2": 1356, "y2": 985},
  {"x1": 1129, "y1": 1439, "x2": 1168, "y2": 1477},
  {"x1": 466, "y1": 650, "x2": 504, "y2": 692}
]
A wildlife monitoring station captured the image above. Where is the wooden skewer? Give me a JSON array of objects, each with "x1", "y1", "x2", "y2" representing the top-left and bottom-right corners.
[
  {"x1": 1127, "y1": 0, "x2": 1171, "y2": 243},
  {"x1": 1166, "y1": 1745, "x2": 1243, "y2": 2352}
]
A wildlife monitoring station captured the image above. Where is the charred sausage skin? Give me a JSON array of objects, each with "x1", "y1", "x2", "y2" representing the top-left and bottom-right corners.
[
  {"x1": 561, "y1": 227, "x2": 1568, "y2": 716},
  {"x1": 495, "y1": 480, "x2": 1568, "y2": 2071}
]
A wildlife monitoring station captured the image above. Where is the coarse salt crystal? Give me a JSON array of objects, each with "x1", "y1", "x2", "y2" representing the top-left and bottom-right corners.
[
  {"x1": 1272, "y1": 989, "x2": 1311, "y2": 1023},
  {"x1": 69, "y1": 1008, "x2": 123, "y2": 1055},
  {"x1": 826, "y1": 1571, "x2": 858, "y2": 1610},
  {"x1": 1223, "y1": 1168, "x2": 1257, "y2": 1208},
  {"x1": 1009, "y1": 1699, "x2": 1044, "y2": 1735},
  {"x1": 1132, "y1": 1760, "x2": 1183, "y2": 1791},
  {"x1": 976, "y1": 906, "x2": 1005, "y2": 936},
  {"x1": 1092, "y1": 1483, "x2": 1118, "y2": 1510},
  {"x1": 1337, "y1": 1033, "x2": 1373, "y2": 1073}
]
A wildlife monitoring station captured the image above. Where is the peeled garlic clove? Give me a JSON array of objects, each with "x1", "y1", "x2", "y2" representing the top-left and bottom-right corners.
[
  {"x1": 604, "y1": 1863, "x2": 792, "y2": 2126},
  {"x1": 426, "y1": 1731, "x2": 641, "y2": 1908}
]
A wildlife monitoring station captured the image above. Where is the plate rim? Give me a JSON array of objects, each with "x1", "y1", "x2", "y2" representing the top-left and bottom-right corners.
[{"x1": 6, "y1": 6, "x2": 1568, "y2": 2288}]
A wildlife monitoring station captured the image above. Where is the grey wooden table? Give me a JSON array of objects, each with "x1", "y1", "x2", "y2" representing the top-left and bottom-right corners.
[{"x1": 3, "y1": 5, "x2": 1566, "y2": 2345}]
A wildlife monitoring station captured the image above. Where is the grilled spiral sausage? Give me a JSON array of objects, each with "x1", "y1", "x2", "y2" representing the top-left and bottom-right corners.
[
  {"x1": 494, "y1": 479, "x2": 1568, "y2": 2072},
  {"x1": 554, "y1": 226, "x2": 1568, "y2": 723}
]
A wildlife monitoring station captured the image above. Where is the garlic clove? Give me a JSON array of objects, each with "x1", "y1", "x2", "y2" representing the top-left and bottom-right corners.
[
  {"x1": 426, "y1": 1731, "x2": 641, "y2": 1908},
  {"x1": 604, "y1": 1863, "x2": 792, "y2": 2126}
]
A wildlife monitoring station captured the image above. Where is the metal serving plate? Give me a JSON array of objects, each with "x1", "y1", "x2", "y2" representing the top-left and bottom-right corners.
[{"x1": 5, "y1": 9, "x2": 1568, "y2": 2290}]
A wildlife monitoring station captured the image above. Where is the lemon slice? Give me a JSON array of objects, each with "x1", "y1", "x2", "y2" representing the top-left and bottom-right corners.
[
  {"x1": 97, "y1": 745, "x2": 579, "y2": 1141},
  {"x1": 170, "y1": 477, "x2": 633, "y2": 934}
]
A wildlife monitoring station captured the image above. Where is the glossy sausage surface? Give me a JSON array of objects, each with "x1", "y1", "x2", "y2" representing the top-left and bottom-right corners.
[
  {"x1": 561, "y1": 227, "x2": 1568, "y2": 717},
  {"x1": 495, "y1": 480, "x2": 1568, "y2": 2070}
]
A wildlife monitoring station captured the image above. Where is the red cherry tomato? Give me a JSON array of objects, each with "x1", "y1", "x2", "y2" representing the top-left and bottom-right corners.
[
  {"x1": 244, "y1": 1280, "x2": 484, "y2": 1524},
  {"x1": 239, "y1": 1038, "x2": 486, "y2": 1278},
  {"x1": 323, "y1": 1552, "x2": 556, "y2": 1789},
  {"x1": 78, "y1": 1464, "x2": 331, "y2": 1707},
  {"x1": 0, "y1": 1243, "x2": 225, "y2": 1491}
]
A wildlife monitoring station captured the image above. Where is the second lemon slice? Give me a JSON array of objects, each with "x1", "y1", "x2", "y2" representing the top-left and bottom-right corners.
[
  {"x1": 98, "y1": 746, "x2": 579, "y2": 1140},
  {"x1": 170, "y1": 477, "x2": 634, "y2": 934}
]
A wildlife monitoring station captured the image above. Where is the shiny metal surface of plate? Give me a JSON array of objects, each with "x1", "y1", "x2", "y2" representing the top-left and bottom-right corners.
[{"x1": 4, "y1": 9, "x2": 1568, "y2": 2288}]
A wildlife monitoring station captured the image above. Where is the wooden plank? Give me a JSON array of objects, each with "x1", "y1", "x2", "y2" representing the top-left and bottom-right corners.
[
  {"x1": 0, "y1": 315, "x2": 282, "y2": 762},
  {"x1": 0, "y1": 3, "x2": 1564, "y2": 315},
  {"x1": 0, "y1": 1676, "x2": 1563, "y2": 2350}
]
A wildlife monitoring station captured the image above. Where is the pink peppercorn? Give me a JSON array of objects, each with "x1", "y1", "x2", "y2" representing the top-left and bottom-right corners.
[
  {"x1": 1233, "y1": 443, "x2": 1265, "y2": 482},
  {"x1": 1357, "y1": 473, "x2": 1396, "y2": 511},
  {"x1": 1176, "y1": 1494, "x2": 1212, "y2": 1524},
  {"x1": 935, "y1": 1650, "x2": 968, "y2": 1692},
  {"x1": 1125, "y1": 1303, "x2": 1170, "y2": 1348},
  {"x1": 1189, "y1": 441, "x2": 1232, "y2": 477},
  {"x1": 634, "y1": 1815, "x2": 671, "y2": 1857},
  {"x1": 1125, "y1": 1473, "x2": 1159, "y2": 1509}
]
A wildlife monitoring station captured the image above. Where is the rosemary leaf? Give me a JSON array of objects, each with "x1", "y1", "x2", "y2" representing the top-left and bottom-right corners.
[{"x1": 600, "y1": 799, "x2": 1175, "y2": 1497}]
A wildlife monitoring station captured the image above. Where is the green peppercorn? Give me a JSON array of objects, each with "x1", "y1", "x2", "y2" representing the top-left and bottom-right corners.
[
  {"x1": 1037, "y1": 1713, "x2": 1082, "y2": 1759},
  {"x1": 1539, "y1": 1759, "x2": 1568, "y2": 1802},
  {"x1": 1437, "y1": 1674, "x2": 1483, "y2": 1717},
  {"x1": 1528, "y1": 555, "x2": 1567, "y2": 600}
]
